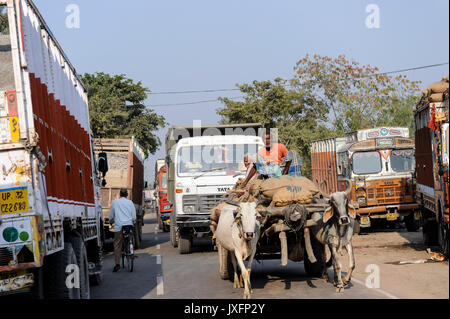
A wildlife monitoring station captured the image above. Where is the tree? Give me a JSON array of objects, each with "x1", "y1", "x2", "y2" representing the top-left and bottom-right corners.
[
  {"x1": 293, "y1": 54, "x2": 420, "y2": 135},
  {"x1": 81, "y1": 72, "x2": 166, "y2": 157},
  {"x1": 217, "y1": 55, "x2": 421, "y2": 178},
  {"x1": 0, "y1": 5, "x2": 9, "y2": 35},
  {"x1": 217, "y1": 78, "x2": 331, "y2": 178}
]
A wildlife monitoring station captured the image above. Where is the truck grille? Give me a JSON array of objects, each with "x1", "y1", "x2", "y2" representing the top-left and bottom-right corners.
[
  {"x1": 199, "y1": 195, "x2": 223, "y2": 213},
  {"x1": 0, "y1": 247, "x2": 13, "y2": 266},
  {"x1": 183, "y1": 194, "x2": 224, "y2": 214}
]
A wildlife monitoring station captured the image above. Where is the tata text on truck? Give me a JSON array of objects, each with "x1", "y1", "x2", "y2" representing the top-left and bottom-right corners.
[
  {"x1": 0, "y1": 0, "x2": 105, "y2": 298},
  {"x1": 155, "y1": 163, "x2": 172, "y2": 232},
  {"x1": 311, "y1": 127, "x2": 419, "y2": 232},
  {"x1": 165, "y1": 123, "x2": 264, "y2": 254},
  {"x1": 414, "y1": 78, "x2": 449, "y2": 255},
  {"x1": 93, "y1": 138, "x2": 146, "y2": 249}
]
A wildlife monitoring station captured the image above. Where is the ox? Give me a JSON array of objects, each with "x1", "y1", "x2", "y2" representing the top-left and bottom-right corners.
[
  {"x1": 309, "y1": 183, "x2": 356, "y2": 293},
  {"x1": 215, "y1": 201, "x2": 262, "y2": 299}
]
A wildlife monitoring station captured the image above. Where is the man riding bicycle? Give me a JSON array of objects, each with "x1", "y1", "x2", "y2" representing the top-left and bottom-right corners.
[{"x1": 109, "y1": 188, "x2": 136, "y2": 272}]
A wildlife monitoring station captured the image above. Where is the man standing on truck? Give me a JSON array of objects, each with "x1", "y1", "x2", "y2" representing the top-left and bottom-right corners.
[{"x1": 109, "y1": 189, "x2": 136, "y2": 272}]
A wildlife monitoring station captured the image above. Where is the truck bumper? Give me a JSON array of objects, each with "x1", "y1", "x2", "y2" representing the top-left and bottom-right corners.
[
  {"x1": 176, "y1": 214, "x2": 211, "y2": 228},
  {"x1": 0, "y1": 270, "x2": 34, "y2": 295},
  {"x1": 357, "y1": 203, "x2": 420, "y2": 216}
]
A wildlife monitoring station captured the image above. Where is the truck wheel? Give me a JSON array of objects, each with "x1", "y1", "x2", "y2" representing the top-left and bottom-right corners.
[
  {"x1": 405, "y1": 212, "x2": 420, "y2": 232},
  {"x1": 304, "y1": 236, "x2": 325, "y2": 278},
  {"x1": 218, "y1": 243, "x2": 233, "y2": 280},
  {"x1": 178, "y1": 233, "x2": 192, "y2": 254},
  {"x1": 134, "y1": 224, "x2": 141, "y2": 250},
  {"x1": 353, "y1": 219, "x2": 361, "y2": 235},
  {"x1": 70, "y1": 236, "x2": 90, "y2": 299},
  {"x1": 44, "y1": 242, "x2": 81, "y2": 299},
  {"x1": 162, "y1": 223, "x2": 170, "y2": 233},
  {"x1": 438, "y1": 212, "x2": 449, "y2": 257},
  {"x1": 170, "y1": 212, "x2": 178, "y2": 248},
  {"x1": 423, "y1": 218, "x2": 439, "y2": 246}
]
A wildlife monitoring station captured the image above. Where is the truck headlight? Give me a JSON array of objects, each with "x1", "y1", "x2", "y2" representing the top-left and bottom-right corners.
[
  {"x1": 183, "y1": 205, "x2": 196, "y2": 213},
  {"x1": 163, "y1": 205, "x2": 171, "y2": 210}
]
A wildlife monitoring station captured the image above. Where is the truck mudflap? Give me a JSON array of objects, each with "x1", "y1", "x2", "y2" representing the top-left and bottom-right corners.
[{"x1": 176, "y1": 214, "x2": 211, "y2": 228}]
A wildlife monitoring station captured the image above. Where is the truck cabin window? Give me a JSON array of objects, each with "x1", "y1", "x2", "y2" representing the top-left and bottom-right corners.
[
  {"x1": 390, "y1": 149, "x2": 415, "y2": 172},
  {"x1": 178, "y1": 144, "x2": 259, "y2": 176},
  {"x1": 352, "y1": 151, "x2": 382, "y2": 175}
]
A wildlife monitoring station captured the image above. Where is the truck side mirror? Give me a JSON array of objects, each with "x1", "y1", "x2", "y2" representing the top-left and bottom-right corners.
[
  {"x1": 98, "y1": 152, "x2": 109, "y2": 175},
  {"x1": 144, "y1": 181, "x2": 148, "y2": 189}
]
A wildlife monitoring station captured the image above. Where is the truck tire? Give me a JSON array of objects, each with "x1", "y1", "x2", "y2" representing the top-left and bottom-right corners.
[
  {"x1": 353, "y1": 219, "x2": 361, "y2": 235},
  {"x1": 304, "y1": 236, "x2": 325, "y2": 278},
  {"x1": 70, "y1": 236, "x2": 90, "y2": 299},
  {"x1": 134, "y1": 223, "x2": 141, "y2": 250},
  {"x1": 178, "y1": 233, "x2": 192, "y2": 254},
  {"x1": 157, "y1": 210, "x2": 163, "y2": 230},
  {"x1": 423, "y1": 218, "x2": 439, "y2": 246},
  {"x1": 218, "y1": 243, "x2": 234, "y2": 280},
  {"x1": 162, "y1": 223, "x2": 170, "y2": 233},
  {"x1": 405, "y1": 212, "x2": 420, "y2": 232},
  {"x1": 29, "y1": 267, "x2": 44, "y2": 299},
  {"x1": 170, "y1": 211, "x2": 178, "y2": 248},
  {"x1": 438, "y1": 211, "x2": 449, "y2": 257},
  {"x1": 44, "y1": 242, "x2": 81, "y2": 299}
]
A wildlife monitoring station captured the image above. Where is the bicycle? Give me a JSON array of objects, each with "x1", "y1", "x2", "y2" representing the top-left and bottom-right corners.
[{"x1": 121, "y1": 225, "x2": 135, "y2": 272}]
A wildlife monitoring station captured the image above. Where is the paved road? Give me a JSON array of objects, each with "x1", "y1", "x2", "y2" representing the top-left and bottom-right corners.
[{"x1": 91, "y1": 213, "x2": 422, "y2": 299}]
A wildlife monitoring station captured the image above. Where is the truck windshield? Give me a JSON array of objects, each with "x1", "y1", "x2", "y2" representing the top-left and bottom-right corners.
[
  {"x1": 352, "y1": 151, "x2": 382, "y2": 175},
  {"x1": 390, "y1": 149, "x2": 415, "y2": 171},
  {"x1": 177, "y1": 144, "x2": 260, "y2": 176}
]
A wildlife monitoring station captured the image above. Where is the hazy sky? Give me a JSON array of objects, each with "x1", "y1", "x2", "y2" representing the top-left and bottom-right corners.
[{"x1": 32, "y1": 0, "x2": 449, "y2": 183}]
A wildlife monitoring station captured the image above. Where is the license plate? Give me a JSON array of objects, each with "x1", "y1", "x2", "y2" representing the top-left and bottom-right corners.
[
  {"x1": 0, "y1": 271, "x2": 34, "y2": 293},
  {"x1": 0, "y1": 187, "x2": 29, "y2": 215},
  {"x1": 414, "y1": 212, "x2": 421, "y2": 220},
  {"x1": 386, "y1": 211, "x2": 399, "y2": 221},
  {"x1": 360, "y1": 216, "x2": 370, "y2": 225}
]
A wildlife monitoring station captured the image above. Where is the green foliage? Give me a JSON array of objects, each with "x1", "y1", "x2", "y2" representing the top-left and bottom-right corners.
[
  {"x1": 81, "y1": 73, "x2": 166, "y2": 157},
  {"x1": 217, "y1": 54, "x2": 421, "y2": 178},
  {"x1": 0, "y1": 5, "x2": 9, "y2": 35}
]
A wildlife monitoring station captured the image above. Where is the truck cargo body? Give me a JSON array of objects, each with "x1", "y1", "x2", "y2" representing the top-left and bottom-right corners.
[
  {"x1": 165, "y1": 123, "x2": 264, "y2": 254},
  {"x1": 93, "y1": 138, "x2": 145, "y2": 248},
  {"x1": 311, "y1": 127, "x2": 420, "y2": 230},
  {"x1": 1, "y1": 0, "x2": 102, "y2": 297},
  {"x1": 414, "y1": 91, "x2": 449, "y2": 255}
]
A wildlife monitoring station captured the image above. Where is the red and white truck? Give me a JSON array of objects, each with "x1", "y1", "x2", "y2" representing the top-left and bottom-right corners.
[
  {"x1": 0, "y1": 0, "x2": 105, "y2": 298},
  {"x1": 414, "y1": 78, "x2": 449, "y2": 255}
]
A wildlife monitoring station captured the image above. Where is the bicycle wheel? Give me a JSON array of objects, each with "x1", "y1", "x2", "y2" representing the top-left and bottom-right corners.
[{"x1": 125, "y1": 232, "x2": 134, "y2": 272}]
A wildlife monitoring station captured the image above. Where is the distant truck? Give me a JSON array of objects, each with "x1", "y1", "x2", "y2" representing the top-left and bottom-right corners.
[
  {"x1": 414, "y1": 78, "x2": 449, "y2": 255},
  {"x1": 165, "y1": 123, "x2": 264, "y2": 254},
  {"x1": 311, "y1": 127, "x2": 420, "y2": 232},
  {"x1": 93, "y1": 138, "x2": 145, "y2": 249},
  {"x1": 155, "y1": 163, "x2": 172, "y2": 232},
  {"x1": 0, "y1": 0, "x2": 105, "y2": 298},
  {"x1": 143, "y1": 189, "x2": 156, "y2": 213}
]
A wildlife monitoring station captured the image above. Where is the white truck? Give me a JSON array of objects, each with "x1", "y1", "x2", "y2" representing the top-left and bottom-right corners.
[
  {"x1": 165, "y1": 123, "x2": 264, "y2": 254},
  {"x1": 0, "y1": 0, "x2": 105, "y2": 298}
]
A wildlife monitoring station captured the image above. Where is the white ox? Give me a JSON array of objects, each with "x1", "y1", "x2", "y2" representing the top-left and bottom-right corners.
[{"x1": 216, "y1": 201, "x2": 262, "y2": 299}]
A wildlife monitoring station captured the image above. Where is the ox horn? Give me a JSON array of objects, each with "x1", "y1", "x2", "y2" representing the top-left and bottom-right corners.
[
  {"x1": 225, "y1": 199, "x2": 240, "y2": 207},
  {"x1": 344, "y1": 178, "x2": 353, "y2": 196},
  {"x1": 317, "y1": 181, "x2": 330, "y2": 199}
]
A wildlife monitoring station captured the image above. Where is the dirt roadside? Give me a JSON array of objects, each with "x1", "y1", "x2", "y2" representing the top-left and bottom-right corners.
[{"x1": 339, "y1": 228, "x2": 449, "y2": 299}]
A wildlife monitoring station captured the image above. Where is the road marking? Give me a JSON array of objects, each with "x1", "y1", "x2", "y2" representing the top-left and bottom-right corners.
[
  {"x1": 351, "y1": 277, "x2": 399, "y2": 299},
  {"x1": 157, "y1": 276, "x2": 164, "y2": 296},
  {"x1": 156, "y1": 244, "x2": 160, "y2": 250},
  {"x1": 156, "y1": 255, "x2": 162, "y2": 264}
]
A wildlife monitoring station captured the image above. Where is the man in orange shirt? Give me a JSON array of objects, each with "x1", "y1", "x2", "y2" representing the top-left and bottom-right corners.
[
  {"x1": 240, "y1": 132, "x2": 292, "y2": 188},
  {"x1": 259, "y1": 132, "x2": 289, "y2": 165}
]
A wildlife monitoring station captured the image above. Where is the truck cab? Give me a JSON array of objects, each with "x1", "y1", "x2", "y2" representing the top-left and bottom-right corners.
[
  {"x1": 165, "y1": 124, "x2": 264, "y2": 254},
  {"x1": 156, "y1": 165, "x2": 172, "y2": 232}
]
